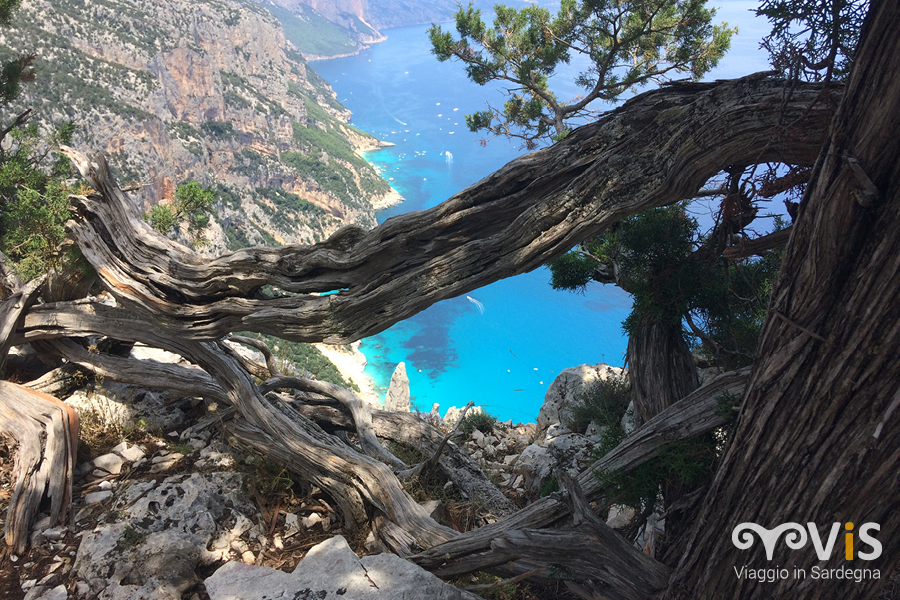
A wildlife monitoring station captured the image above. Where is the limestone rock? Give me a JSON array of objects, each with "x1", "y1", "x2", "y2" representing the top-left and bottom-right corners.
[
  {"x1": 546, "y1": 433, "x2": 596, "y2": 476},
  {"x1": 471, "y1": 428, "x2": 485, "y2": 447},
  {"x1": 384, "y1": 362, "x2": 410, "y2": 412},
  {"x1": 515, "y1": 444, "x2": 554, "y2": 495},
  {"x1": 66, "y1": 383, "x2": 185, "y2": 433},
  {"x1": 112, "y1": 441, "x2": 146, "y2": 463},
  {"x1": 74, "y1": 472, "x2": 257, "y2": 600},
  {"x1": 536, "y1": 363, "x2": 625, "y2": 437},
  {"x1": 24, "y1": 584, "x2": 67, "y2": 600},
  {"x1": 84, "y1": 491, "x2": 113, "y2": 505},
  {"x1": 194, "y1": 443, "x2": 237, "y2": 470},
  {"x1": 129, "y1": 345, "x2": 184, "y2": 364},
  {"x1": 93, "y1": 452, "x2": 125, "y2": 475},
  {"x1": 205, "y1": 535, "x2": 480, "y2": 600},
  {"x1": 0, "y1": 0, "x2": 396, "y2": 257},
  {"x1": 621, "y1": 400, "x2": 636, "y2": 435},
  {"x1": 444, "y1": 405, "x2": 482, "y2": 425}
]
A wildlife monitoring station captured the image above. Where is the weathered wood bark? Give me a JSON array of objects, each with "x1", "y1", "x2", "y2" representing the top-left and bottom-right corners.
[
  {"x1": 626, "y1": 314, "x2": 700, "y2": 560},
  {"x1": 0, "y1": 251, "x2": 22, "y2": 297},
  {"x1": 0, "y1": 382, "x2": 78, "y2": 554},
  {"x1": 482, "y1": 472, "x2": 673, "y2": 600},
  {"x1": 258, "y1": 375, "x2": 405, "y2": 469},
  {"x1": 410, "y1": 367, "x2": 749, "y2": 575},
  {"x1": 34, "y1": 338, "x2": 229, "y2": 404},
  {"x1": 23, "y1": 363, "x2": 84, "y2": 397},
  {"x1": 396, "y1": 401, "x2": 473, "y2": 481},
  {"x1": 627, "y1": 317, "x2": 699, "y2": 428},
  {"x1": 292, "y1": 403, "x2": 517, "y2": 519},
  {"x1": 14, "y1": 301, "x2": 456, "y2": 553},
  {"x1": 16, "y1": 298, "x2": 747, "y2": 562},
  {"x1": 664, "y1": 1, "x2": 900, "y2": 596},
  {"x1": 371, "y1": 408, "x2": 516, "y2": 518},
  {"x1": 227, "y1": 335, "x2": 282, "y2": 377},
  {"x1": 721, "y1": 226, "x2": 792, "y2": 260},
  {"x1": 16, "y1": 328, "x2": 515, "y2": 522},
  {"x1": 0, "y1": 277, "x2": 45, "y2": 375},
  {"x1": 59, "y1": 76, "x2": 834, "y2": 344}
]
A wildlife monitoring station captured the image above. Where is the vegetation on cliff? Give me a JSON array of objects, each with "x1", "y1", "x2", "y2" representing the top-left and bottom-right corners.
[
  {"x1": 429, "y1": 0, "x2": 734, "y2": 147},
  {"x1": 1, "y1": 0, "x2": 897, "y2": 599},
  {"x1": 0, "y1": 0, "x2": 399, "y2": 253}
]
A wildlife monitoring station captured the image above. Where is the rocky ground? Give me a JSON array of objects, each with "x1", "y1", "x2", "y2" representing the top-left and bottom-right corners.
[{"x1": 0, "y1": 350, "x2": 638, "y2": 600}]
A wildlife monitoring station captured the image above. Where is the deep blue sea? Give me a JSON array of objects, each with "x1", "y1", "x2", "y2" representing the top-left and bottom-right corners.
[{"x1": 314, "y1": 1, "x2": 768, "y2": 422}]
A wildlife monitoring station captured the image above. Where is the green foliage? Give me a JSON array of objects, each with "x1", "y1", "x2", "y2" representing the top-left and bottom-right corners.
[
  {"x1": 241, "y1": 332, "x2": 359, "y2": 391},
  {"x1": 595, "y1": 437, "x2": 717, "y2": 511},
  {"x1": 458, "y1": 410, "x2": 498, "y2": 435},
  {"x1": 143, "y1": 181, "x2": 215, "y2": 245},
  {"x1": 429, "y1": 0, "x2": 734, "y2": 147},
  {"x1": 756, "y1": 0, "x2": 867, "y2": 81},
  {"x1": 0, "y1": 121, "x2": 76, "y2": 280},
  {"x1": 220, "y1": 71, "x2": 285, "y2": 116},
  {"x1": 567, "y1": 374, "x2": 631, "y2": 436},
  {"x1": 0, "y1": 0, "x2": 82, "y2": 281},
  {"x1": 201, "y1": 120, "x2": 235, "y2": 139},
  {"x1": 690, "y1": 240, "x2": 784, "y2": 369},
  {"x1": 549, "y1": 250, "x2": 601, "y2": 294},
  {"x1": 223, "y1": 220, "x2": 252, "y2": 251},
  {"x1": 552, "y1": 204, "x2": 699, "y2": 330},
  {"x1": 143, "y1": 204, "x2": 178, "y2": 234},
  {"x1": 616, "y1": 205, "x2": 699, "y2": 332},
  {"x1": 167, "y1": 441, "x2": 194, "y2": 456},
  {"x1": 539, "y1": 474, "x2": 559, "y2": 497},
  {"x1": 283, "y1": 106, "x2": 390, "y2": 210},
  {"x1": 258, "y1": 187, "x2": 323, "y2": 216},
  {"x1": 252, "y1": 461, "x2": 295, "y2": 496},
  {"x1": 121, "y1": 526, "x2": 148, "y2": 548},
  {"x1": 550, "y1": 205, "x2": 783, "y2": 369},
  {"x1": 714, "y1": 391, "x2": 741, "y2": 422},
  {"x1": 0, "y1": 0, "x2": 21, "y2": 26},
  {"x1": 0, "y1": 52, "x2": 32, "y2": 106}
]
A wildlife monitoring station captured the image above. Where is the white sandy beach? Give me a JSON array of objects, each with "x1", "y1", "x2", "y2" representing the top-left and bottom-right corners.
[{"x1": 314, "y1": 342, "x2": 382, "y2": 407}]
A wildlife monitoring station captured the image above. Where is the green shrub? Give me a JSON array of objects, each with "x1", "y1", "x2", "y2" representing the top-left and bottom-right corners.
[
  {"x1": 238, "y1": 332, "x2": 358, "y2": 391},
  {"x1": 567, "y1": 374, "x2": 631, "y2": 436},
  {"x1": 143, "y1": 181, "x2": 215, "y2": 245},
  {"x1": 201, "y1": 120, "x2": 235, "y2": 139},
  {"x1": 458, "y1": 410, "x2": 497, "y2": 435},
  {"x1": 594, "y1": 437, "x2": 718, "y2": 512},
  {"x1": 0, "y1": 121, "x2": 76, "y2": 280}
]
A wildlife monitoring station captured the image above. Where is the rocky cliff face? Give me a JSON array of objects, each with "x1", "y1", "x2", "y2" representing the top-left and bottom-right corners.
[
  {"x1": 0, "y1": 0, "x2": 399, "y2": 252},
  {"x1": 256, "y1": 0, "x2": 467, "y2": 59}
]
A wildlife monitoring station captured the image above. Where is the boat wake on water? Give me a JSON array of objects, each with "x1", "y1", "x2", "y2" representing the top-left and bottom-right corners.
[{"x1": 466, "y1": 295, "x2": 484, "y2": 315}]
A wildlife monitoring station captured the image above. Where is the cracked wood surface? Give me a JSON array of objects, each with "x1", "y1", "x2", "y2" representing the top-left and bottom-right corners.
[{"x1": 61, "y1": 75, "x2": 834, "y2": 344}]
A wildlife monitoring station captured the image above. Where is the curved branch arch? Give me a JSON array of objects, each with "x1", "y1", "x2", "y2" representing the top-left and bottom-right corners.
[{"x1": 63, "y1": 74, "x2": 836, "y2": 343}]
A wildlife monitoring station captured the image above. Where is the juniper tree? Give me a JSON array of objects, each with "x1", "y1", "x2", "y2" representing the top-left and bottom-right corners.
[
  {"x1": 429, "y1": 0, "x2": 734, "y2": 147},
  {"x1": 0, "y1": 0, "x2": 76, "y2": 281}
]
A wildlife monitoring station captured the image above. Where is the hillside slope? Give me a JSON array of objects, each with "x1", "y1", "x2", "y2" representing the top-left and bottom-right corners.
[
  {"x1": 256, "y1": 0, "x2": 468, "y2": 59},
  {"x1": 0, "y1": 0, "x2": 400, "y2": 252}
]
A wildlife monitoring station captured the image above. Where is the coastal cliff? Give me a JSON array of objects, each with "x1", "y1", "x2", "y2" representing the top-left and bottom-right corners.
[
  {"x1": 0, "y1": 0, "x2": 400, "y2": 251},
  {"x1": 255, "y1": 0, "x2": 486, "y2": 60}
]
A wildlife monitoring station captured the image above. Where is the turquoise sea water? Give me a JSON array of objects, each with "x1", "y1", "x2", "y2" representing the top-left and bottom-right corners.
[{"x1": 314, "y1": 3, "x2": 768, "y2": 422}]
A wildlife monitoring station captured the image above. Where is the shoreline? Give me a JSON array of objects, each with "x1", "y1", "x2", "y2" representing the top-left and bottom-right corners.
[
  {"x1": 371, "y1": 187, "x2": 404, "y2": 210},
  {"x1": 314, "y1": 341, "x2": 382, "y2": 407}
]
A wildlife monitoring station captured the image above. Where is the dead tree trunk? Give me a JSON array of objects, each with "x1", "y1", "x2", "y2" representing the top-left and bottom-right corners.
[
  {"x1": 58, "y1": 75, "x2": 833, "y2": 344},
  {"x1": 0, "y1": 382, "x2": 78, "y2": 554},
  {"x1": 3, "y1": 57, "x2": 872, "y2": 586},
  {"x1": 664, "y1": 1, "x2": 900, "y2": 596},
  {"x1": 409, "y1": 368, "x2": 749, "y2": 580}
]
